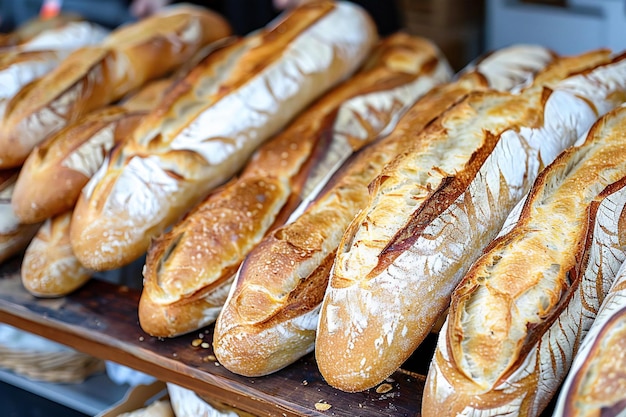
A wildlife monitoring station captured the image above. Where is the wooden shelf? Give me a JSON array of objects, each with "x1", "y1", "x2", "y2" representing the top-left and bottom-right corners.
[{"x1": 0, "y1": 257, "x2": 426, "y2": 417}]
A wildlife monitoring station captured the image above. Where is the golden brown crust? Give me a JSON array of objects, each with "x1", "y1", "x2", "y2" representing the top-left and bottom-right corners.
[
  {"x1": 212, "y1": 60, "x2": 481, "y2": 376},
  {"x1": 0, "y1": 6, "x2": 231, "y2": 169},
  {"x1": 423, "y1": 104, "x2": 626, "y2": 416},
  {"x1": 11, "y1": 77, "x2": 173, "y2": 224},
  {"x1": 316, "y1": 52, "x2": 622, "y2": 393},
  {"x1": 21, "y1": 211, "x2": 93, "y2": 297},
  {"x1": 139, "y1": 33, "x2": 450, "y2": 338},
  {"x1": 561, "y1": 308, "x2": 626, "y2": 416},
  {"x1": 71, "y1": 1, "x2": 378, "y2": 272},
  {"x1": 11, "y1": 107, "x2": 143, "y2": 224}
]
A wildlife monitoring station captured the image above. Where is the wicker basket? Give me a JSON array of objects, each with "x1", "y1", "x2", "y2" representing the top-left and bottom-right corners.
[{"x1": 0, "y1": 344, "x2": 105, "y2": 383}]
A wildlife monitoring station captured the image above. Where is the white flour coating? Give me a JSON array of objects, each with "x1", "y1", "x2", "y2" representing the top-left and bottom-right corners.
[
  {"x1": 553, "y1": 248, "x2": 626, "y2": 415},
  {"x1": 177, "y1": 17, "x2": 201, "y2": 46},
  {"x1": 61, "y1": 123, "x2": 117, "y2": 177},
  {"x1": 106, "y1": 155, "x2": 180, "y2": 222},
  {"x1": 322, "y1": 60, "x2": 626, "y2": 381},
  {"x1": 169, "y1": 1, "x2": 374, "y2": 165},
  {"x1": 431, "y1": 185, "x2": 626, "y2": 416},
  {"x1": 470, "y1": 44, "x2": 554, "y2": 93},
  {"x1": 290, "y1": 304, "x2": 321, "y2": 331},
  {"x1": 334, "y1": 64, "x2": 450, "y2": 143},
  {"x1": 425, "y1": 108, "x2": 626, "y2": 416},
  {"x1": 78, "y1": 153, "x2": 181, "y2": 261},
  {"x1": 18, "y1": 72, "x2": 87, "y2": 152},
  {"x1": 0, "y1": 182, "x2": 20, "y2": 234},
  {"x1": 0, "y1": 59, "x2": 58, "y2": 99},
  {"x1": 195, "y1": 276, "x2": 235, "y2": 325},
  {"x1": 138, "y1": 40, "x2": 253, "y2": 149},
  {"x1": 22, "y1": 21, "x2": 108, "y2": 52},
  {"x1": 555, "y1": 58, "x2": 626, "y2": 116},
  {"x1": 298, "y1": 62, "x2": 452, "y2": 203},
  {"x1": 81, "y1": 154, "x2": 108, "y2": 200},
  {"x1": 335, "y1": 97, "x2": 520, "y2": 280}
]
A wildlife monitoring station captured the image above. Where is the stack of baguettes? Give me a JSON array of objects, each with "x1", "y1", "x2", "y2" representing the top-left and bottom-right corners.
[
  {"x1": 0, "y1": 16, "x2": 111, "y2": 264},
  {"x1": 312, "y1": 49, "x2": 626, "y2": 397},
  {"x1": 0, "y1": 5, "x2": 231, "y2": 285},
  {"x1": 0, "y1": 4, "x2": 231, "y2": 169},
  {"x1": 17, "y1": 78, "x2": 174, "y2": 297},
  {"x1": 2, "y1": 3, "x2": 626, "y2": 414},
  {"x1": 211, "y1": 43, "x2": 559, "y2": 377},
  {"x1": 552, "y1": 236, "x2": 626, "y2": 416},
  {"x1": 138, "y1": 31, "x2": 455, "y2": 339},
  {"x1": 69, "y1": 0, "x2": 379, "y2": 272},
  {"x1": 423, "y1": 101, "x2": 626, "y2": 416}
]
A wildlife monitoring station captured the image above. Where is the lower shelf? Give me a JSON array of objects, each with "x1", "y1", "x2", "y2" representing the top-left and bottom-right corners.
[
  {"x1": 0, "y1": 259, "x2": 426, "y2": 417},
  {"x1": 0, "y1": 369, "x2": 129, "y2": 416}
]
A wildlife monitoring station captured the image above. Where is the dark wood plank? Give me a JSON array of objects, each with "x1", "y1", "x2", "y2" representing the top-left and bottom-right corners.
[{"x1": 0, "y1": 259, "x2": 425, "y2": 417}]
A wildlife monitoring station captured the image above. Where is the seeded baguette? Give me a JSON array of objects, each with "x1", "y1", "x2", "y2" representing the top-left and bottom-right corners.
[
  {"x1": 70, "y1": 0, "x2": 378, "y2": 271},
  {"x1": 424, "y1": 103, "x2": 626, "y2": 417},
  {"x1": 0, "y1": 5, "x2": 231, "y2": 168},
  {"x1": 212, "y1": 44, "x2": 557, "y2": 377},
  {"x1": 315, "y1": 50, "x2": 623, "y2": 393}
]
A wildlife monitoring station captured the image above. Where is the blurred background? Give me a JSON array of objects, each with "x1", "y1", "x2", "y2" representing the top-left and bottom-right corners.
[{"x1": 1, "y1": 0, "x2": 625, "y2": 71}]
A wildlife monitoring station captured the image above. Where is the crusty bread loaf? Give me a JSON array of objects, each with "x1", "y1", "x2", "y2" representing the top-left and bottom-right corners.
[
  {"x1": 0, "y1": 21, "x2": 109, "y2": 125},
  {"x1": 315, "y1": 51, "x2": 624, "y2": 393},
  {"x1": 17, "y1": 20, "x2": 108, "y2": 54},
  {"x1": 0, "y1": 50, "x2": 63, "y2": 116},
  {"x1": 212, "y1": 44, "x2": 558, "y2": 377},
  {"x1": 21, "y1": 211, "x2": 93, "y2": 297},
  {"x1": 0, "y1": 14, "x2": 86, "y2": 48},
  {"x1": 138, "y1": 33, "x2": 452, "y2": 338},
  {"x1": 0, "y1": 170, "x2": 40, "y2": 264},
  {"x1": 12, "y1": 77, "x2": 173, "y2": 224},
  {"x1": 11, "y1": 106, "x2": 143, "y2": 224},
  {"x1": 552, "y1": 251, "x2": 626, "y2": 416},
  {"x1": 70, "y1": 0, "x2": 378, "y2": 272},
  {"x1": 423, "y1": 103, "x2": 626, "y2": 417},
  {"x1": 0, "y1": 5, "x2": 231, "y2": 168}
]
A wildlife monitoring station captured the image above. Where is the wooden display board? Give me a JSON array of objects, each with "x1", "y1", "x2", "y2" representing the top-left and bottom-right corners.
[{"x1": 0, "y1": 257, "x2": 430, "y2": 417}]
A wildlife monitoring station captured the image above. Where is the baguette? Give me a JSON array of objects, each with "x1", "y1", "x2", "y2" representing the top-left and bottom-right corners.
[
  {"x1": 0, "y1": 170, "x2": 40, "y2": 264},
  {"x1": 17, "y1": 20, "x2": 109, "y2": 54},
  {"x1": 0, "y1": 5, "x2": 231, "y2": 168},
  {"x1": 12, "y1": 77, "x2": 173, "y2": 224},
  {"x1": 315, "y1": 51, "x2": 624, "y2": 392},
  {"x1": 423, "y1": 103, "x2": 626, "y2": 417},
  {"x1": 21, "y1": 211, "x2": 93, "y2": 297},
  {"x1": 139, "y1": 33, "x2": 452, "y2": 338},
  {"x1": 0, "y1": 50, "x2": 63, "y2": 115},
  {"x1": 0, "y1": 21, "x2": 109, "y2": 124},
  {"x1": 0, "y1": 14, "x2": 85, "y2": 48},
  {"x1": 552, "y1": 254, "x2": 626, "y2": 416},
  {"x1": 212, "y1": 44, "x2": 557, "y2": 377},
  {"x1": 70, "y1": 0, "x2": 378, "y2": 271}
]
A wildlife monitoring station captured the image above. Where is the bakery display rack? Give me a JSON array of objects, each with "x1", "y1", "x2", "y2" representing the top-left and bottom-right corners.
[{"x1": 0, "y1": 255, "x2": 434, "y2": 417}]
